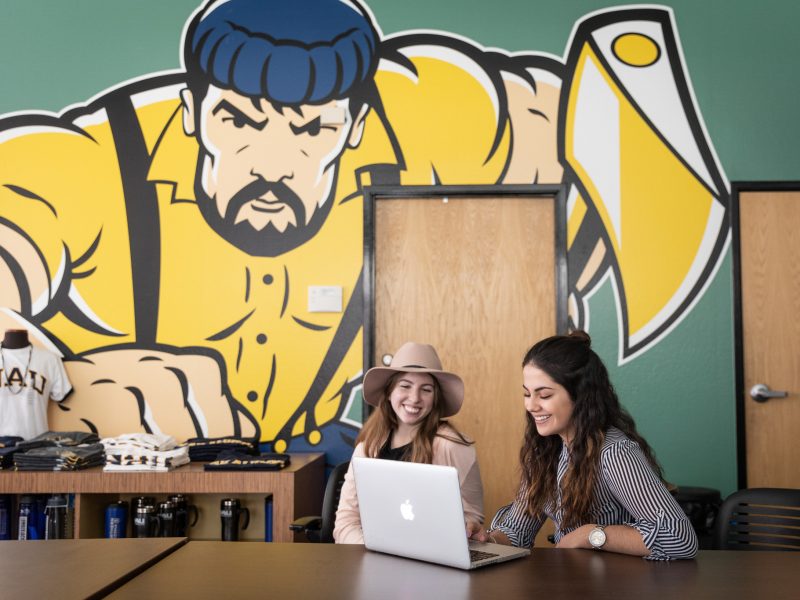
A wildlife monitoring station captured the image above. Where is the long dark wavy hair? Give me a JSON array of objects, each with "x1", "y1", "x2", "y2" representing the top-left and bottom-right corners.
[
  {"x1": 520, "y1": 330, "x2": 663, "y2": 530},
  {"x1": 357, "y1": 372, "x2": 471, "y2": 463}
]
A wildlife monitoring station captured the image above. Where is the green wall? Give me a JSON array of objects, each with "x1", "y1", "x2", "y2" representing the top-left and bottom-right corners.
[
  {"x1": 4, "y1": 0, "x2": 792, "y2": 497},
  {"x1": 3, "y1": 0, "x2": 798, "y2": 181}
]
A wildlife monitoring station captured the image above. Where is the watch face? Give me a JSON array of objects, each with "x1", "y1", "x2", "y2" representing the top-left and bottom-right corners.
[{"x1": 589, "y1": 528, "x2": 606, "y2": 548}]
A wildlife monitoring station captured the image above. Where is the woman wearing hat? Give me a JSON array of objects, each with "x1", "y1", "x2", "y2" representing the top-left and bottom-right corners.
[
  {"x1": 334, "y1": 342, "x2": 483, "y2": 544},
  {"x1": 471, "y1": 331, "x2": 697, "y2": 560}
]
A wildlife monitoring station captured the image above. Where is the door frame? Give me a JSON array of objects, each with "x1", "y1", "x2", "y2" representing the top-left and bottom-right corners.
[
  {"x1": 731, "y1": 180, "x2": 800, "y2": 488},
  {"x1": 362, "y1": 183, "x2": 569, "y2": 372}
]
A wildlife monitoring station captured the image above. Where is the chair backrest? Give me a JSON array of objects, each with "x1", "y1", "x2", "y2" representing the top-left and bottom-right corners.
[
  {"x1": 318, "y1": 460, "x2": 350, "y2": 543},
  {"x1": 713, "y1": 487, "x2": 800, "y2": 551}
]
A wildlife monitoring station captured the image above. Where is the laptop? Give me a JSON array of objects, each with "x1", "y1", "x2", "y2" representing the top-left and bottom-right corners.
[{"x1": 352, "y1": 456, "x2": 530, "y2": 570}]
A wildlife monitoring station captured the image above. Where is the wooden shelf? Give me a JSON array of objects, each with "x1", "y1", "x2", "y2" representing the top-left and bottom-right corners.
[{"x1": 0, "y1": 452, "x2": 325, "y2": 542}]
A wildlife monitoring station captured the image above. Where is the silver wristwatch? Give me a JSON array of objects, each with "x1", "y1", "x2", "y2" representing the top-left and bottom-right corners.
[{"x1": 588, "y1": 524, "x2": 607, "y2": 550}]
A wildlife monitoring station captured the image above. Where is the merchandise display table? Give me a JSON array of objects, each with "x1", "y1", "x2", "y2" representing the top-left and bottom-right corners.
[{"x1": 0, "y1": 452, "x2": 324, "y2": 541}]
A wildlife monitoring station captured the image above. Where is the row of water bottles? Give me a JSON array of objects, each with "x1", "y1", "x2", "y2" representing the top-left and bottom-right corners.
[{"x1": 0, "y1": 494, "x2": 71, "y2": 540}]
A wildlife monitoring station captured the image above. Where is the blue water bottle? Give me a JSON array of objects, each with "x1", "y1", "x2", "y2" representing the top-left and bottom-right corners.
[
  {"x1": 17, "y1": 495, "x2": 36, "y2": 540},
  {"x1": 105, "y1": 500, "x2": 129, "y2": 538},
  {"x1": 0, "y1": 495, "x2": 10, "y2": 540},
  {"x1": 264, "y1": 493, "x2": 273, "y2": 542},
  {"x1": 34, "y1": 495, "x2": 48, "y2": 539}
]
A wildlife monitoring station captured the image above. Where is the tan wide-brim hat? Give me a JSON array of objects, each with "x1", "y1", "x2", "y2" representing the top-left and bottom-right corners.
[{"x1": 362, "y1": 342, "x2": 464, "y2": 417}]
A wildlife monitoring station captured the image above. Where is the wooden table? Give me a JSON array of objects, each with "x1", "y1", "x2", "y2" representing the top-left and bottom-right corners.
[
  {"x1": 106, "y1": 543, "x2": 800, "y2": 599},
  {"x1": 0, "y1": 452, "x2": 324, "y2": 541},
  {"x1": 0, "y1": 537, "x2": 186, "y2": 599}
]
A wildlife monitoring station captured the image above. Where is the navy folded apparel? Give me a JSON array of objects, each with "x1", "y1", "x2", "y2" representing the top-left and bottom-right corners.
[
  {"x1": 0, "y1": 445, "x2": 19, "y2": 469},
  {"x1": 185, "y1": 436, "x2": 259, "y2": 461},
  {"x1": 16, "y1": 431, "x2": 100, "y2": 451},
  {"x1": 203, "y1": 451, "x2": 291, "y2": 471},
  {"x1": 13, "y1": 443, "x2": 106, "y2": 471}
]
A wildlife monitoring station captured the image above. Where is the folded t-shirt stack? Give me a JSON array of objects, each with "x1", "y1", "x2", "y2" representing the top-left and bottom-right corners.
[
  {"x1": 102, "y1": 433, "x2": 190, "y2": 472},
  {"x1": 204, "y1": 450, "x2": 291, "y2": 471},
  {"x1": 13, "y1": 431, "x2": 104, "y2": 471},
  {"x1": 185, "y1": 436, "x2": 259, "y2": 461},
  {"x1": 0, "y1": 436, "x2": 24, "y2": 469}
]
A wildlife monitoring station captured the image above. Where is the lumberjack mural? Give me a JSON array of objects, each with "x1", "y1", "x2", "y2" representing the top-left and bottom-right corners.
[{"x1": 0, "y1": 1, "x2": 727, "y2": 455}]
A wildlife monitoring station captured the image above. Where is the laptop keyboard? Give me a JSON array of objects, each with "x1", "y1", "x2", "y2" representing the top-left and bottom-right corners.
[{"x1": 470, "y1": 549, "x2": 500, "y2": 562}]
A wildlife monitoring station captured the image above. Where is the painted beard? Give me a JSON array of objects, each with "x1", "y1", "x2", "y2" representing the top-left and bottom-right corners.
[{"x1": 194, "y1": 172, "x2": 335, "y2": 257}]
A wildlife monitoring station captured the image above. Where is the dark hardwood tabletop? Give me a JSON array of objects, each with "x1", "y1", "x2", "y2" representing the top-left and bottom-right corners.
[
  {"x1": 0, "y1": 537, "x2": 186, "y2": 599},
  {"x1": 106, "y1": 542, "x2": 800, "y2": 599}
]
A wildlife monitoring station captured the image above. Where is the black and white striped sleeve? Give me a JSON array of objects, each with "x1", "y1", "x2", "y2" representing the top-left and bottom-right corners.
[
  {"x1": 602, "y1": 439, "x2": 698, "y2": 560},
  {"x1": 488, "y1": 485, "x2": 545, "y2": 549}
]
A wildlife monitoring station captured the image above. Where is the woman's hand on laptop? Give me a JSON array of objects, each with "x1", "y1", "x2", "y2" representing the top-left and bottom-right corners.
[
  {"x1": 466, "y1": 520, "x2": 484, "y2": 540},
  {"x1": 468, "y1": 523, "x2": 511, "y2": 546}
]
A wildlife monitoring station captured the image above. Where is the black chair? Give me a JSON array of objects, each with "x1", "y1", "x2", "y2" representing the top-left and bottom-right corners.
[
  {"x1": 713, "y1": 487, "x2": 800, "y2": 551},
  {"x1": 673, "y1": 485, "x2": 721, "y2": 549},
  {"x1": 289, "y1": 460, "x2": 350, "y2": 543}
]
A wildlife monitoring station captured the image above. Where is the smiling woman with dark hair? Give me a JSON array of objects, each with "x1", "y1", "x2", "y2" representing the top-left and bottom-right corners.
[{"x1": 471, "y1": 331, "x2": 697, "y2": 560}]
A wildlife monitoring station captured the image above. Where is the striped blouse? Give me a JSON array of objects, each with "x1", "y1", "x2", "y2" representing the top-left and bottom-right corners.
[{"x1": 489, "y1": 427, "x2": 698, "y2": 560}]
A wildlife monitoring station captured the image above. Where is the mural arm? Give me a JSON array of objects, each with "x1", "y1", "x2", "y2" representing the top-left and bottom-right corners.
[
  {"x1": 51, "y1": 346, "x2": 258, "y2": 440},
  {"x1": 0, "y1": 111, "x2": 255, "y2": 441},
  {"x1": 0, "y1": 126, "x2": 79, "y2": 346},
  {"x1": 377, "y1": 35, "x2": 515, "y2": 185},
  {"x1": 500, "y1": 55, "x2": 565, "y2": 185},
  {"x1": 0, "y1": 217, "x2": 54, "y2": 332}
]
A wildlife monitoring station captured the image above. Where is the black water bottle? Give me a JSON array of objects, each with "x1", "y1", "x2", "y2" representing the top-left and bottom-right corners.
[
  {"x1": 133, "y1": 505, "x2": 160, "y2": 538},
  {"x1": 169, "y1": 494, "x2": 198, "y2": 537},
  {"x1": 44, "y1": 494, "x2": 68, "y2": 539},
  {"x1": 220, "y1": 498, "x2": 250, "y2": 541},
  {"x1": 130, "y1": 496, "x2": 156, "y2": 533},
  {"x1": 157, "y1": 501, "x2": 176, "y2": 537}
]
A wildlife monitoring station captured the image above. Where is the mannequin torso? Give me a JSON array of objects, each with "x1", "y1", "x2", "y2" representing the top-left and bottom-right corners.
[
  {"x1": 2, "y1": 329, "x2": 30, "y2": 349},
  {"x1": 0, "y1": 328, "x2": 72, "y2": 438}
]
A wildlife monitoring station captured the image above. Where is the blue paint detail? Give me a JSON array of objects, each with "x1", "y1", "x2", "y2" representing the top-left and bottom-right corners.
[{"x1": 187, "y1": 0, "x2": 379, "y2": 104}]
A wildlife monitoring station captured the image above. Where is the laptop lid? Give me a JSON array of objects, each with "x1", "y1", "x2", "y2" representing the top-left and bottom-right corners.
[{"x1": 352, "y1": 457, "x2": 529, "y2": 569}]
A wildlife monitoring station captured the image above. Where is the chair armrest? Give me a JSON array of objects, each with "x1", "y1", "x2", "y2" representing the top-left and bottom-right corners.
[{"x1": 289, "y1": 516, "x2": 322, "y2": 532}]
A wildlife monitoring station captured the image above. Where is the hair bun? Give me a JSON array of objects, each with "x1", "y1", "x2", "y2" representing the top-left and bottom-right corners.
[{"x1": 569, "y1": 329, "x2": 591, "y2": 345}]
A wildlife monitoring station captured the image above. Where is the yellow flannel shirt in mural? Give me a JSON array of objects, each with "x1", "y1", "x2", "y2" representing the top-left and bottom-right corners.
[{"x1": 0, "y1": 48, "x2": 511, "y2": 448}]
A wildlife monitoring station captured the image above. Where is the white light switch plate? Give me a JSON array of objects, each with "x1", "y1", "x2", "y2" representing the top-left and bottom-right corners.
[{"x1": 308, "y1": 285, "x2": 343, "y2": 312}]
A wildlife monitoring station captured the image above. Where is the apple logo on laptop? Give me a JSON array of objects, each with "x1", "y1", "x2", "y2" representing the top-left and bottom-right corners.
[{"x1": 400, "y1": 499, "x2": 415, "y2": 521}]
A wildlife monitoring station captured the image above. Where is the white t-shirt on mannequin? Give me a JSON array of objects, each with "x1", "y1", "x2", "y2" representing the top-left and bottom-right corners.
[{"x1": 0, "y1": 345, "x2": 72, "y2": 439}]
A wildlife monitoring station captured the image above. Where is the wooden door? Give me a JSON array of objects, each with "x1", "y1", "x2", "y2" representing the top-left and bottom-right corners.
[
  {"x1": 738, "y1": 189, "x2": 800, "y2": 488},
  {"x1": 369, "y1": 190, "x2": 564, "y2": 528}
]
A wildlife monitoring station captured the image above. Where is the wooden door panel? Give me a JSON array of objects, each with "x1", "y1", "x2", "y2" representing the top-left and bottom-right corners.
[
  {"x1": 374, "y1": 195, "x2": 557, "y2": 525},
  {"x1": 740, "y1": 190, "x2": 800, "y2": 488}
]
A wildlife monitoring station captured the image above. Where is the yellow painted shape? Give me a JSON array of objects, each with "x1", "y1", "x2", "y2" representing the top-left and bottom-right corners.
[
  {"x1": 565, "y1": 47, "x2": 622, "y2": 255},
  {"x1": 567, "y1": 193, "x2": 588, "y2": 249},
  {"x1": 376, "y1": 56, "x2": 509, "y2": 184},
  {"x1": 292, "y1": 412, "x2": 307, "y2": 437},
  {"x1": 618, "y1": 100, "x2": 713, "y2": 338},
  {"x1": 2, "y1": 122, "x2": 137, "y2": 352},
  {"x1": 565, "y1": 45, "x2": 716, "y2": 340},
  {"x1": 612, "y1": 33, "x2": 660, "y2": 68}
]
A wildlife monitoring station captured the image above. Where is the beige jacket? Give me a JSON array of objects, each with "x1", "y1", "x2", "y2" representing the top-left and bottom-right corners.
[{"x1": 333, "y1": 428, "x2": 484, "y2": 544}]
